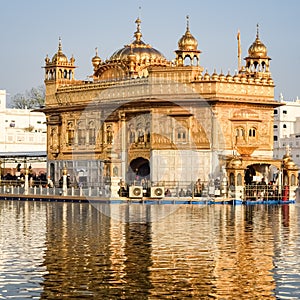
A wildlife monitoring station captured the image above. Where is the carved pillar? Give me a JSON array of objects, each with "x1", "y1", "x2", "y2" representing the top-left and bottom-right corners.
[{"x1": 120, "y1": 113, "x2": 126, "y2": 180}]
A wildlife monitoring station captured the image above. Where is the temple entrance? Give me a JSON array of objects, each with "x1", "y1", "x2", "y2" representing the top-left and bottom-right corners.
[
  {"x1": 127, "y1": 157, "x2": 150, "y2": 183},
  {"x1": 245, "y1": 163, "x2": 280, "y2": 185}
]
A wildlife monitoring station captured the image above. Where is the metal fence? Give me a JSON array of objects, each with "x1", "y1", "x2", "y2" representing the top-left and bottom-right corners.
[{"x1": 0, "y1": 179, "x2": 297, "y2": 200}]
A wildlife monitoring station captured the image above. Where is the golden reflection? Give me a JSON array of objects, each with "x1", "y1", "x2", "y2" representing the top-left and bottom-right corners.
[{"x1": 27, "y1": 202, "x2": 299, "y2": 299}]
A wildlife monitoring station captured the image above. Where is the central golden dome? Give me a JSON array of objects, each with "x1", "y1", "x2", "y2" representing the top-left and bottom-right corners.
[{"x1": 109, "y1": 18, "x2": 167, "y2": 63}]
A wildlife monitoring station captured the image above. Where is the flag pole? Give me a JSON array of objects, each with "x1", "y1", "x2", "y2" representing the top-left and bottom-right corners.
[{"x1": 237, "y1": 29, "x2": 241, "y2": 71}]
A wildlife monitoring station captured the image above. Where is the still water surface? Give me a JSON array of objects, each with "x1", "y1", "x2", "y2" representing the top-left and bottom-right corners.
[{"x1": 0, "y1": 200, "x2": 300, "y2": 299}]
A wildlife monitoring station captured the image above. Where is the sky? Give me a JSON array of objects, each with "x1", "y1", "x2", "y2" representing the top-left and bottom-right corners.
[{"x1": 1, "y1": 0, "x2": 300, "y2": 104}]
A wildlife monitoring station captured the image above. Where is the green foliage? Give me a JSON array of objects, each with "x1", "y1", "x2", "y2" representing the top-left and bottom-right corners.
[{"x1": 11, "y1": 85, "x2": 45, "y2": 109}]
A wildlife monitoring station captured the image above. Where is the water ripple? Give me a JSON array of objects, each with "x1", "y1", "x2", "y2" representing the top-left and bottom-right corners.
[{"x1": 0, "y1": 201, "x2": 300, "y2": 298}]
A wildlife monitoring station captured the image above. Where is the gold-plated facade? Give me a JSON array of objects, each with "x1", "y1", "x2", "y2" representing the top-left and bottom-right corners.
[{"x1": 42, "y1": 17, "x2": 296, "y2": 195}]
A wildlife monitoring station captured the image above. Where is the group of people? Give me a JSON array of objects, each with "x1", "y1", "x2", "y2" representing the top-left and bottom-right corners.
[
  {"x1": 245, "y1": 178, "x2": 280, "y2": 200},
  {"x1": 2, "y1": 170, "x2": 48, "y2": 187},
  {"x1": 165, "y1": 179, "x2": 204, "y2": 197}
]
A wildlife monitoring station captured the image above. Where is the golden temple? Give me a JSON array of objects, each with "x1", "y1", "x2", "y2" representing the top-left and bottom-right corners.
[{"x1": 41, "y1": 16, "x2": 298, "y2": 198}]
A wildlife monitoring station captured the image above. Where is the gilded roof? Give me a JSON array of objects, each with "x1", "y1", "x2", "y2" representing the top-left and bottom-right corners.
[
  {"x1": 248, "y1": 25, "x2": 268, "y2": 58},
  {"x1": 51, "y1": 37, "x2": 68, "y2": 64},
  {"x1": 178, "y1": 16, "x2": 198, "y2": 51},
  {"x1": 109, "y1": 18, "x2": 167, "y2": 64}
]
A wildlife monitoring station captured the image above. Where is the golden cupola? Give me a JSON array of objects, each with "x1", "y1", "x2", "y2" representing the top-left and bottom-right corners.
[
  {"x1": 175, "y1": 16, "x2": 201, "y2": 67},
  {"x1": 244, "y1": 24, "x2": 272, "y2": 78},
  {"x1": 51, "y1": 37, "x2": 69, "y2": 64},
  {"x1": 44, "y1": 38, "x2": 76, "y2": 82},
  {"x1": 248, "y1": 27, "x2": 268, "y2": 58},
  {"x1": 91, "y1": 47, "x2": 102, "y2": 71},
  {"x1": 93, "y1": 17, "x2": 169, "y2": 80},
  {"x1": 178, "y1": 17, "x2": 198, "y2": 51}
]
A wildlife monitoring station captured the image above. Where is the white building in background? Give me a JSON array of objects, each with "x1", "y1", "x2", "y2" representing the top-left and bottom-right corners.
[
  {"x1": 273, "y1": 94, "x2": 300, "y2": 167},
  {"x1": 0, "y1": 90, "x2": 47, "y2": 174}
]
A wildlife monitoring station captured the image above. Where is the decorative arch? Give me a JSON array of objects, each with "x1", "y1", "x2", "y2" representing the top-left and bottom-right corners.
[
  {"x1": 77, "y1": 121, "x2": 85, "y2": 145},
  {"x1": 67, "y1": 121, "x2": 74, "y2": 146},
  {"x1": 94, "y1": 63, "x2": 128, "y2": 80},
  {"x1": 128, "y1": 157, "x2": 150, "y2": 182},
  {"x1": 249, "y1": 127, "x2": 257, "y2": 138}
]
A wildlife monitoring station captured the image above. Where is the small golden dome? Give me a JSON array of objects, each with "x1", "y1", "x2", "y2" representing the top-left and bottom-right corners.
[
  {"x1": 228, "y1": 157, "x2": 243, "y2": 168},
  {"x1": 233, "y1": 73, "x2": 241, "y2": 82},
  {"x1": 203, "y1": 70, "x2": 210, "y2": 80},
  {"x1": 92, "y1": 47, "x2": 102, "y2": 69},
  {"x1": 178, "y1": 16, "x2": 198, "y2": 51},
  {"x1": 248, "y1": 25, "x2": 268, "y2": 58},
  {"x1": 45, "y1": 54, "x2": 50, "y2": 64},
  {"x1": 211, "y1": 69, "x2": 219, "y2": 81},
  {"x1": 219, "y1": 70, "x2": 226, "y2": 81},
  {"x1": 52, "y1": 37, "x2": 68, "y2": 63},
  {"x1": 226, "y1": 71, "x2": 233, "y2": 82}
]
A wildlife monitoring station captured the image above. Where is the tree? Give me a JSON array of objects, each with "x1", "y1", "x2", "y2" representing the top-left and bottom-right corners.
[{"x1": 11, "y1": 85, "x2": 45, "y2": 109}]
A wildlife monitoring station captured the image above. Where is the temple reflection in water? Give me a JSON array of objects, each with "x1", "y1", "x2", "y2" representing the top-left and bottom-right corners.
[{"x1": 33, "y1": 202, "x2": 298, "y2": 298}]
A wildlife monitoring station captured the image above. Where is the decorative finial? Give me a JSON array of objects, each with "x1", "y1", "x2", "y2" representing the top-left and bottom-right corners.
[
  {"x1": 95, "y1": 47, "x2": 98, "y2": 56},
  {"x1": 186, "y1": 15, "x2": 190, "y2": 31},
  {"x1": 58, "y1": 36, "x2": 62, "y2": 53},
  {"x1": 134, "y1": 17, "x2": 142, "y2": 42},
  {"x1": 256, "y1": 23, "x2": 259, "y2": 39}
]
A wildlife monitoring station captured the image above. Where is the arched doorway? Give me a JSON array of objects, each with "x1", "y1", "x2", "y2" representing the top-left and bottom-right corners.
[{"x1": 128, "y1": 157, "x2": 150, "y2": 183}]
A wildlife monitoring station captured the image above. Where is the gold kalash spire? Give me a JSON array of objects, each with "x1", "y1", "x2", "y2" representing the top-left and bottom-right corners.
[
  {"x1": 134, "y1": 17, "x2": 142, "y2": 43},
  {"x1": 248, "y1": 24, "x2": 268, "y2": 58},
  {"x1": 178, "y1": 15, "x2": 198, "y2": 51},
  {"x1": 175, "y1": 15, "x2": 201, "y2": 67}
]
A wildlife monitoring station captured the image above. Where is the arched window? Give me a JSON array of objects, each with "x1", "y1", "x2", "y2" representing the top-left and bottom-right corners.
[
  {"x1": 237, "y1": 173, "x2": 242, "y2": 185},
  {"x1": 192, "y1": 56, "x2": 198, "y2": 66},
  {"x1": 67, "y1": 121, "x2": 74, "y2": 146},
  {"x1": 106, "y1": 124, "x2": 113, "y2": 144},
  {"x1": 128, "y1": 123, "x2": 136, "y2": 143},
  {"x1": 236, "y1": 127, "x2": 245, "y2": 137},
  {"x1": 176, "y1": 126, "x2": 187, "y2": 143},
  {"x1": 184, "y1": 56, "x2": 192, "y2": 66},
  {"x1": 249, "y1": 128, "x2": 256, "y2": 137},
  {"x1": 291, "y1": 174, "x2": 296, "y2": 186},
  {"x1": 88, "y1": 121, "x2": 95, "y2": 145},
  {"x1": 229, "y1": 173, "x2": 235, "y2": 186},
  {"x1": 235, "y1": 127, "x2": 245, "y2": 144},
  {"x1": 77, "y1": 122, "x2": 85, "y2": 145},
  {"x1": 283, "y1": 124, "x2": 287, "y2": 129}
]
